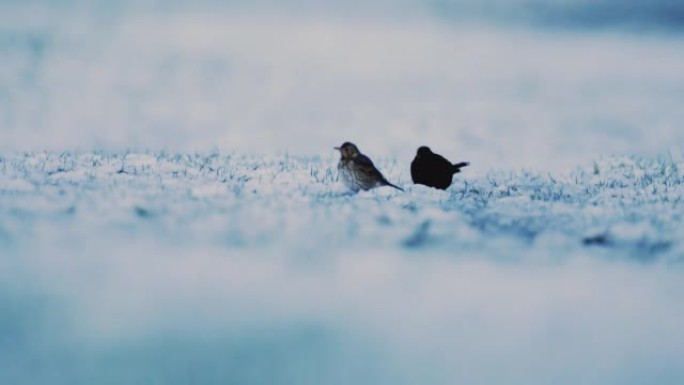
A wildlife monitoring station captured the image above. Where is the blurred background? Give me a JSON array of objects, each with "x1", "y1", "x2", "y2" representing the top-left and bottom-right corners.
[{"x1": 1, "y1": 0, "x2": 683, "y2": 171}]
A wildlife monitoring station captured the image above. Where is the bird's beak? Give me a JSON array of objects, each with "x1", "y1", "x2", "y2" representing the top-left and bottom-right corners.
[{"x1": 334, "y1": 147, "x2": 340, "y2": 151}]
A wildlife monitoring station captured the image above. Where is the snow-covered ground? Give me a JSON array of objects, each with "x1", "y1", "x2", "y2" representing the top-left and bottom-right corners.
[
  {"x1": 2, "y1": 151, "x2": 684, "y2": 384},
  {"x1": 2, "y1": 1, "x2": 684, "y2": 384}
]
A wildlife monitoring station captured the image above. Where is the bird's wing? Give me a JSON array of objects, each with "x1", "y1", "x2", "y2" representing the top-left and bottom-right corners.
[
  {"x1": 432, "y1": 153, "x2": 453, "y2": 168},
  {"x1": 355, "y1": 154, "x2": 385, "y2": 178},
  {"x1": 354, "y1": 154, "x2": 377, "y2": 170},
  {"x1": 356, "y1": 154, "x2": 403, "y2": 191}
]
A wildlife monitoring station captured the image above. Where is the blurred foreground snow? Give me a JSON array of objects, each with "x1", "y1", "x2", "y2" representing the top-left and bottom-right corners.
[{"x1": 1, "y1": 151, "x2": 684, "y2": 384}]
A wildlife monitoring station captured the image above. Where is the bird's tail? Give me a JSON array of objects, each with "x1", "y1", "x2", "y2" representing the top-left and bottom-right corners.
[
  {"x1": 383, "y1": 180, "x2": 404, "y2": 192},
  {"x1": 452, "y1": 162, "x2": 470, "y2": 174}
]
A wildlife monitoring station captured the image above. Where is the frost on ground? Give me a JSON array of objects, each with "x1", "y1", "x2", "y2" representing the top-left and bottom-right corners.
[
  {"x1": 2, "y1": 151, "x2": 682, "y2": 261},
  {"x1": 1, "y1": 151, "x2": 684, "y2": 385}
]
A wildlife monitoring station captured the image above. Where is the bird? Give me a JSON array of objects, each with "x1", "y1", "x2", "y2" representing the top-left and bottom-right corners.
[
  {"x1": 411, "y1": 146, "x2": 469, "y2": 190},
  {"x1": 335, "y1": 142, "x2": 404, "y2": 192}
]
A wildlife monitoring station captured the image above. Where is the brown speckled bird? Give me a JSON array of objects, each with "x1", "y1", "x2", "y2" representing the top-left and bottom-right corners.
[{"x1": 335, "y1": 142, "x2": 403, "y2": 192}]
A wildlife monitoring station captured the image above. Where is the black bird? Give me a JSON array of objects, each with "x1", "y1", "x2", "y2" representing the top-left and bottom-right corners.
[{"x1": 411, "y1": 146, "x2": 469, "y2": 190}]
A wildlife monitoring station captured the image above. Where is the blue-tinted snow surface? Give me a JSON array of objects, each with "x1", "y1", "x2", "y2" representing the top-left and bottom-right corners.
[
  {"x1": 2, "y1": 2, "x2": 684, "y2": 384},
  {"x1": 1, "y1": 151, "x2": 684, "y2": 385}
]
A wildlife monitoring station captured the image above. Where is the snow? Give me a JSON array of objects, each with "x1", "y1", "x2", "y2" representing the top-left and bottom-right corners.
[
  {"x1": 2, "y1": 2, "x2": 684, "y2": 384},
  {"x1": 2, "y1": 151, "x2": 684, "y2": 384}
]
